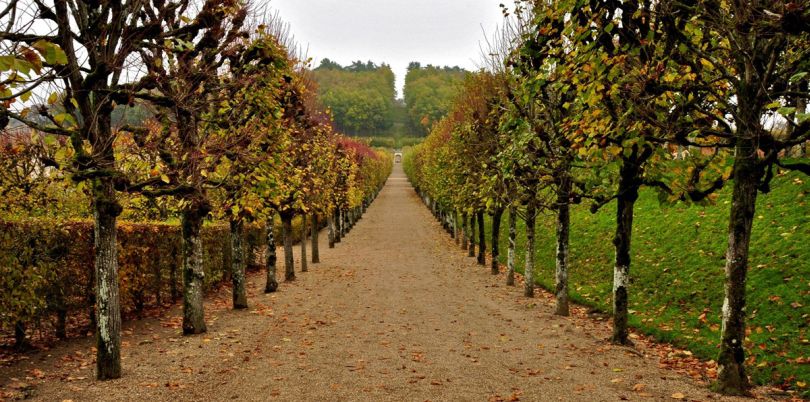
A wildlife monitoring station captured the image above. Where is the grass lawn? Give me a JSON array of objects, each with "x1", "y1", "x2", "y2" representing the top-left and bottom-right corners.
[{"x1": 475, "y1": 170, "x2": 809, "y2": 394}]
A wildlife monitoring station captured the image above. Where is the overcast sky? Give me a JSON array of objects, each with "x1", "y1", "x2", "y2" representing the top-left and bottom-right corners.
[{"x1": 266, "y1": 0, "x2": 515, "y2": 98}]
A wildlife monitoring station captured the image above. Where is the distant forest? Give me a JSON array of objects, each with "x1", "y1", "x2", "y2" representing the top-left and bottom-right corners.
[{"x1": 312, "y1": 60, "x2": 467, "y2": 137}]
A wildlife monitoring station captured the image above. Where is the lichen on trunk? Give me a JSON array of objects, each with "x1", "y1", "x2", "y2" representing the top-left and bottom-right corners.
[
  {"x1": 182, "y1": 206, "x2": 208, "y2": 335},
  {"x1": 491, "y1": 208, "x2": 503, "y2": 275},
  {"x1": 468, "y1": 213, "x2": 476, "y2": 258},
  {"x1": 477, "y1": 210, "x2": 485, "y2": 266},
  {"x1": 461, "y1": 212, "x2": 468, "y2": 250},
  {"x1": 230, "y1": 219, "x2": 247, "y2": 309},
  {"x1": 716, "y1": 139, "x2": 761, "y2": 395},
  {"x1": 264, "y1": 219, "x2": 278, "y2": 293},
  {"x1": 554, "y1": 180, "x2": 571, "y2": 316},
  {"x1": 611, "y1": 167, "x2": 639, "y2": 345},
  {"x1": 93, "y1": 181, "x2": 123, "y2": 379},
  {"x1": 524, "y1": 203, "x2": 536, "y2": 298},
  {"x1": 506, "y1": 206, "x2": 517, "y2": 286},
  {"x1": 327, "y1": 214, "x2": 336, "y2": 248}
]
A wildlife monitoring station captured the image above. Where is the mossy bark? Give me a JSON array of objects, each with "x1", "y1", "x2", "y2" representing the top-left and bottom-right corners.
[
  {"x1": 230, "y1": 219, "x2": 247, "y2": 309},
  {"x1": 264, "y1": 220, "x2": 278, "y2": 293}
]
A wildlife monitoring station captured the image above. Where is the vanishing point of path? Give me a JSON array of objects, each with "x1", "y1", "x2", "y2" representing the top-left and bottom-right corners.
[{"x1": 2, "y1": 165, "x2": 755, "y2": 402}]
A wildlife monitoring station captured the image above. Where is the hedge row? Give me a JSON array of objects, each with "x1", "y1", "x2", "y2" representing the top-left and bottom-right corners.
[{"x1": 0, "y1": 217, "x2": 306, "y2": 347}]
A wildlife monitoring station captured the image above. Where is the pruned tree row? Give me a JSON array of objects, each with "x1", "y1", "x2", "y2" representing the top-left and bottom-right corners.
[
  {"x1": 404, "y1": 0, "x2": 809, "y2": 396},
  {"x1": 1, "y1": 0, "x2": 391, "y2": 380}
]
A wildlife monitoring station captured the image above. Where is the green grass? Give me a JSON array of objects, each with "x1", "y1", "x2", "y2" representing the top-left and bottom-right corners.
[{"x1": 478, "y1": 170, "x2": 809, "y2": 394}]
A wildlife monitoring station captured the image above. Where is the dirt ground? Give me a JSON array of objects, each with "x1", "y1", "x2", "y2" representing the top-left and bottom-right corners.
[{"x1": 0, "y1": 165, "x2": 781, "y2": 401}]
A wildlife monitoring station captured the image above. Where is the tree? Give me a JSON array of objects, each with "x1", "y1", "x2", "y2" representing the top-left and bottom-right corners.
[{"x1": 653, "y1": 0, "x2": 810, "y2": 394}]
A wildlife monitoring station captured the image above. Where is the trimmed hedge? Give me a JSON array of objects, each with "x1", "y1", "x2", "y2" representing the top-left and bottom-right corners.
[{"x1": 0, "y1": 217, "x2": 306, "y2": 347}]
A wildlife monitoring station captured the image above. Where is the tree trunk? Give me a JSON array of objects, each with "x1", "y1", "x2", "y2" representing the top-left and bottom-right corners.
[
  {"x1": 182, "y1": 205, "x2": 207, "y2": 336},
  {"x1": 282, "y1": 213, "x2": 295, "y2": 281},
  {"x1": 230, "y1": 219, "x2": 247, "y2": 309},
  {"x1": 491, "y1": 208, "x2": 503, "y2": 275},
  {"x1": 507, "y1": 206, "x2": 517, "y2": 286},
  {"x1": 524, "y1": 203, "x2": 536, "y2": 297},
  {"x1": 554, "y1": 179, "x2": 571, "y2": 316},
  {"x1": 461, "y1": 212, "x2": 469, "y2": 250},
  {"x1": 611, "y1": 169, "x2": 639, "y2": 345},
  {"x1": 334, "y1": 210, "x2": 342, "y2": 243},
  {"x1": 14, "y1": 321, "x2": 28, "y2": 350},
  {"x1": 454, "y1": 210, "x2": 460, "y2": 245},
  {"x1": 55, "y1": 307, "x2": 67, "y2": 340},
  {"x1": 301, "y1": 215, "x2": 308, "y2": 273},
  {"x1": 328, "y1": 214, "x2": 336, "y2": 248},
  {"x1": 311, "y1": 215, "x2": 320, "y2": 263},
  {"x1": 716, "y1": 140, "x2": 762, "y2": 395},
  {"x1": 170, "y1": 239, "x2": 180, "y2": 301},
  {"x1": 93, "y1": 185, "x2": 123, "y2": 379},
  {"x1": 264, "y1": 219, "x2": 278, "y2": 293},
  {"x1": 468, "y1": 213, "x2": 476, "y2": 258},
  {"x1": 477, "y1": 210, "x2": 485, "y2": 266}
]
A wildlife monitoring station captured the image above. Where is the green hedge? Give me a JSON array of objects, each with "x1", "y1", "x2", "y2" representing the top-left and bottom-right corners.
[{"x1": 0, "y1": 216, "x2": 308, "y2": 346}]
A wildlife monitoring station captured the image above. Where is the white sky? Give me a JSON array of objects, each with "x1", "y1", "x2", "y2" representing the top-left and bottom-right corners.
[{"x1": 266, "y1": 0, "x2": 515, "y2": 98}]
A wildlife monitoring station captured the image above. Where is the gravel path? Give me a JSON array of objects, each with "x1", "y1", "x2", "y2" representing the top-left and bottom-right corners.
[{"x1": 1, "y1": 164, "x2": 761, "y2": 401}]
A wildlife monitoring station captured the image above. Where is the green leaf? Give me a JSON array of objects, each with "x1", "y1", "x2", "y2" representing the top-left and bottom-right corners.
[
  {"x1": 160, "y1": 174, "x2": 170, "y2": 184},
  {"x1": 789, "y1": 72, "x2": 808, "y2": 83},
  {"x1": 33, "y1": 40, "x2": 68, "y2": 65}
]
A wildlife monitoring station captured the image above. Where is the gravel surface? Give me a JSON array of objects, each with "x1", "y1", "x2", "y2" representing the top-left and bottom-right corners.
[{"x1": 0, "y1": 164, "x2": 769, "y2": 401}]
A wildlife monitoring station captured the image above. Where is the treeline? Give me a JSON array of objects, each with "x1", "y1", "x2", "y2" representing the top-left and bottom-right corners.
[
  {"x1": 0, "y1": 1, "x2": 391, "y2": 380},
  {"x1": 312, "y1": 59, "x2": 396, "y2": 136},
  {"x1": 405, "y1": 0, "x2": 808, "y2": 397},
  {"x1": 403, "y1": 63, "x2": 468, "y2": 136}
]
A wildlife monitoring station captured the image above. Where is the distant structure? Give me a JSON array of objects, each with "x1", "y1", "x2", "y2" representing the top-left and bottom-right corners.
[{"x1": 394, "y1": 152, "x2": 402, "y2": 163}]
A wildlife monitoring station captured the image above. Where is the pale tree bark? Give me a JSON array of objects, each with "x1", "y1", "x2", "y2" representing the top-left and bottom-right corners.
[
  {"x1": 716, "y1": 138, "x2": 762, "y2": 395},
  {"x1": 93, "y1": 181, "x2": 123, "y2": 379},
  {"x1": 328, "y1": 214, "x2": 336, "y2": 248},
  {"x1": 524, "y1": 203, "x2": 536, "y2": 298},
  {"x1": 491, "y1": 208, "x2": 503, "y2": 275},
  {"x1": 468, "y1": 213, "x2": 476, "y2": 258},
  {"x1": 230, "y1": 219, "x2": 247, "y2": 309},
  {"x1": 506, "y1": 206, "x2": 517, "y2": 286},
  {"x1": 264, "y1": 220, "x2": 278, "y2": 293},
  {"x1": 182, "y1": 206, "x2": 208, "y2": 335},
  {"x1": 554, "y1": 179, "x2": 571, "y2": 316},
  {"x1": 461, "y1": 212, "x2": 469, "y2": 250},
  {"x1": 477, "y1": 211, "x2": 485, "y2": 266},
  {"x1": 300, "y1": 215, "x2": 308, "y2": 273},
  {"x1": 611, "y1": 169, "x2": 639, "y2": 345},
  {"x1": 282, "y1": 213, "x2": 295, "y2": 281},
  {"x1": 453, "y1": 211, "x2": 460, "y2": 245},
  {"x1": 311, "y1": 215, "x2": 320, "y2": 263}
]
